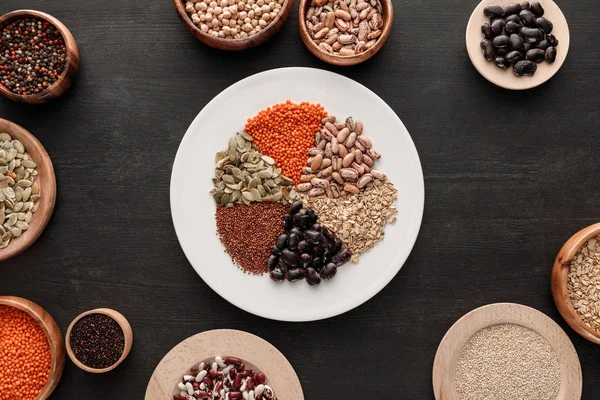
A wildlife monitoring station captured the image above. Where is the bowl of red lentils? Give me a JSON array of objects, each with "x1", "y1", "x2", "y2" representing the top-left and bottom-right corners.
[
  {"x1": 0, "y1": 296, "x2": 65, "y2": 400},
  {"x1": 0, "y1": 10, "x2": 80, "y2": 104},
  {"x1": 173, "y1": 0, "x2": 294, "y2": 50}
]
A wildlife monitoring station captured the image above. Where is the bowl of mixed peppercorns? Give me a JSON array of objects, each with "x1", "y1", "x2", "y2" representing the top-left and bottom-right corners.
[{"x1": 0, "y1": 10, "x2": 80, "y2": 104}]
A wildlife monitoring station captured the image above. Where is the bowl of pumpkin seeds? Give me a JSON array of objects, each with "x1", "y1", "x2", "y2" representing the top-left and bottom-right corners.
[{"x1": 0, "y1": 118, "x2": 56, "y2": 261}]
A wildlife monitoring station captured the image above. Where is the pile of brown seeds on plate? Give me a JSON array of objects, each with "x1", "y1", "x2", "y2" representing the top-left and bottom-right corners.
[
  {"x1": 568, "y1": 234, "x2": 600, "y2": 332},
  {"x1": 0, "y1": 132, "x2": 40, "y2": 249}
]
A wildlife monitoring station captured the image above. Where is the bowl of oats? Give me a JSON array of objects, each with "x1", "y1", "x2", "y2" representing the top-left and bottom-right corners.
[{"x1": 552, "y1": 222, "x2": 600, "y2": 344}]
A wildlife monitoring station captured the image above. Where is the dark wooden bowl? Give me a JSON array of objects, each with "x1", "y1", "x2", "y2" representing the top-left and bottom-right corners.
[
  {"x1": 0, "y1": 10, "x2": 80, "y2": 104},
  {"x1": 552, "y1": 222, "x2": 600, "y2": 344},
  {"x1": 0, "y1": 296, "x2": 65, "y2": 400},
  {"x1": 0, "y1": 119, "x2": 56, "y2": 262},
  {"x1": 173, "y1": 0, "x2": 294, "y2": 50},
  {"x1": 298, "y1": 0, "x2": 393, "y2": 66}
]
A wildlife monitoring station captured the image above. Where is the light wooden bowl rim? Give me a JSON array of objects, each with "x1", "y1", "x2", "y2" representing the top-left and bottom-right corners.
[
  {"x1": 0, "y1": 118, "x2": 56, "y2": 262},
  {"x1": 465, "y1": 0, "x2": 570, "y2": 90},
  {"x1": 172, "y1": 0, "x2": 294, "y2": 50},
  {"x1": 145, "y1": 329, "x2": 303, "y2": 400},
  {"x1": 65, "y1": 308, "x2": 133, "y2": 373},
  {"x1": 297, "y1": 0, "x2": 393, "y2": 66},
  {"x1": 432, "y1": 303, "x2": 582, "y2": 400},
  {"x1": 0, "y1": 296, "x2": 65, "y2": 400},
  {"x1": 0, "y1": 9, "x2": 80, "y2": 103},
  {"x1": 551, "y1": 222, "x2": 600, "y2": 344}
]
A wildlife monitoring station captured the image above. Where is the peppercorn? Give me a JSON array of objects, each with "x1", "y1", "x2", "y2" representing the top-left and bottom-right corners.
[
  {"x1": 0, "y1": 17, "x2": 67, "y2": 95},
  {"x1": 70, "y1": 313, "x2": 125, "y2": 369}
]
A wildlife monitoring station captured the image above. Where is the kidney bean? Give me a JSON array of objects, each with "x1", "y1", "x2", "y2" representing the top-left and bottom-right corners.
[
  {"x1": 229, "y1": 393, "x2": 244, "y2": 399},
  {"x1": 545, "y1": 46, "x2": 556, "y2": 63},
  {"x1": 513, "y1": 59, "x2": 537, "y2": 76},
  {"x1": 232, "y1": 373, "x2": 242, "y2": 389},
  {"x1": 521, "y1": 27, "x2": 543, "y2": 43},
  {"x1": 269, "y1": 269, "x2": 285, "y2": 282},
  {"x1": 480, "y1": 39, "x2": 495, "y2": 60},
  {"x1": 492, "y1": 35, "x2": 510, "y2": 48},
  {"x1": 530, "y1": 1, "x2": 544, "y2": 16},
  {"x1": 519, "y1": 9, "x2": 535, "y2": 26},
  {"x1": 484, "y1": 4, "x2": 504, "y2": 17},
  {"x1": 495, "y1": 56, "x2": 509, "y2": 69},
  {"x1": 287, "y1": 268, "x2": 305, "y2": 282},
  {"x1": 526, "y1": 48, "x2": 545, "y2": 62},
  {"x1": 238, "y1": 363, "x2": 245, "y2": 372},
  {"x1": 505, "y1": 50, "x2": 524, "y2": 65},
  {"x1": 224, "y1": 357, "x2": 241, "y2": 365},
  {"x1": 256, "y1": 373, "x2": 266, "y2": 384},
  {"x1": 202, "y1": 377, "x2": 214, "y2": 390},
  {"x1": 305, "y1": 267, "x2": 321, "y2": 285},
  {"x1": 320, "y1": 263, "x2": 338, "y2": 280},
  {"x1": 535, "y1": 17, "x2": 552, "y2": 33},
  {"x1": 481, "y1": 23, "x2": 493, "y2": 40},
  {"x1": 546, "y1": 33, "x2": 558, "y2": 46},
  {"x1": 490, "y1": 18, "x2": 506, "y2": 35},
  {"x1": 208, "y1": 370, "x2": 217, "y2": 379},
  {"x1": 503, "y1": 3, "x2": 521, "y2": 15},
  {"x1": 504, "y1": 21, "x2": 522, "y2": 34},
  {"x1": 173, "y1": 395, "x2": 183, "y2": 400},
  {"x1": 506, "y1": 14, "x2": 520, "y2": 23}
]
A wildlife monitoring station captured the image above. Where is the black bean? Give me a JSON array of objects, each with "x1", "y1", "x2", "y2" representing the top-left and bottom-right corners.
[
  {"x1": 506, "y1": 14, "x2": 520, "y2": 23},
  {"x1": 503, "y1": 3, "x2": 521, "y2": 15},
  {"x1": 305, "y1": 267, "x2": 321, "y2": 286},
  {"x1": 281, "y1": 249, "x2": 300, "y2": 267},
  {"x1": 484, "y1": 4, "x2": 505, "y2": 17},
  {"x1": 290, "y1": 226, "x2": 302, "y2": 236},
  {"x1": 323, "y1": 249, "x2": 332, "y2": 263},
  {"x1": 284, "y1": 214, "x2": 293, "y2": 231},
  {"x1": 271, "y1": 245, "x2": 282, "y2": 256},
  {"x1": 530, "y1": 1, "x2": 544, "y2": 16},
  {"x1": 310, "y1": 223, "x2": 321, "y2": 232},
  {"x1": 277, "y1": 260, "x2": 289, "y2": 273},
  {"x1": 313, "y1": 245, "x2": 325, "y2": 257},
  {"x1": 535, "y1": 17, "x2": 553, "y2": 33},
  {"x1": 492, "y1": 35, "x2": 510, "y2": 49},
  {"x1": 546, "y1": 34, "x2": 558, "y2": 46},
  {"x1": 495, "y1": 56, "x2": 509, "y2": 68},
  {"x1": 506, "y1": 50, "x2": 524, "y2": 65},
  {"x1": 332, "y1": 248, "x2": 352, "y2": 266},
  {"x1": 297, "y1": 240, "x2": 312, "y2": 253},
  {"x1": 267, "y1": 254, "x2": 279, "y2": 271},
  {"x1": 288, "y1": 233, "x2": 300, "y2": 250},
  {"x1": 536, "y1": 40, "x2": 549, "y2": 50},
  {"x1": 311, "y1": 257, "x2": 323, "y2": 271},
  {"x1": 504, "y1": 21, "x2": 522, "y2": 34},
  {"x1": 293, "y1": 213, "x2": 310, "y2": 229},
  {"x1": 481, "y1": 23, "x2": 494, "y2": 39},
  {"x1": 300, "y1": 253, "x2": 312, "y2": 264},
  {"x1": 306, "y1": 208, "x2": 317, "y2": 223},
  {"x1": 305, "y1": 230, "x2": 321, "y2": 244},
  {"x1": 521, "y1": 27, "x2": 543, "y2": 43},
  {"x1": 526, "y1": 48, "x2": 545, "y2": 62},
  {"x1": 322, "y1": 227, "x2": 334, "y2": 241},
  {"x1": 545, "y1": 46, "x2": 557, "y2": 63},
  {"x1": 519, "y1": 10, "x2": 536, "y2": 26},
  {"x1": 491, "y1": 18, "x2": 506, "y2": 35},
  {"x1": 270, "y1": 269, "x2": 285, "y2": 282},
  {"x1": 513, "y1": 59, "x2": 537, "y2": 76},
  {"x1": 496, "y1": 48, "x2": 507, "y2": 56},
  {"x1": 287, "y1": 268, "x2": 305, "y2": 282},
  {"x1": 289, "y1": 201, "x2": 303, "y2": 215},
  {"x1": 509, "y1": 34, "x2": 524, "y2": 51},
  {"x1": 521, "y1": 1, "x2": 530, "y2": 10},
  {"x1": 276, "y1": 234, "x2": 288, "y2": 249},
  {"x1": 330, "y1": 238, "x2": 342, "y2": 256},
  {"x1": 320, "y1": 263, "x2": 337, "y2": 280},
  {"x1": 523, "y1": 42, "x2": 533, "y2": 51}
]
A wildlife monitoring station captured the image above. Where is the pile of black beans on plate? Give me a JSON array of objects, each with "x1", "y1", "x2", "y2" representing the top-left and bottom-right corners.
[
  {"x1": 481, "y1": 2, "x2": 558, "y2": 76},
  {"x1": 268, "y1": 201, "x2": 352, "y2": 286}
]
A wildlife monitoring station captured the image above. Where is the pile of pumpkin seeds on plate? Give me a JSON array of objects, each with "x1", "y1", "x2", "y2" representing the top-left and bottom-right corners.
[
  {"x1": 0, "y1": 132, "x2": 40, "y2": 249},
  {"x1": 210, "y1": 131, "x2": 296, "y2": 206}
]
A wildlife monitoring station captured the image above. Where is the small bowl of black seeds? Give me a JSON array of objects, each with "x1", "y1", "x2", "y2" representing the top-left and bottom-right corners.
[
  {"x1": 466, "y1": 0, "x2": 570, "y2": 90},
  {"x1": 66, "y1": 308, "x2": 133, "y2": 373},
  {"x1": 0, "y1": 10, "x2": 80, "y2": 104}
]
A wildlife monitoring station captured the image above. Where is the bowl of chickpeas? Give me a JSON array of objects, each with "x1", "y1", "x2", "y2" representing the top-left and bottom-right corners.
[{"x1": 173, "y1": 0, "x2": 294, "y2": 50}]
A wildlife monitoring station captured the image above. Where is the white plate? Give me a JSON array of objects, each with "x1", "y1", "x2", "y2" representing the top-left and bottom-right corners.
[{"x1": 170, "y1": 67, "x2": 424, "y2": 322}]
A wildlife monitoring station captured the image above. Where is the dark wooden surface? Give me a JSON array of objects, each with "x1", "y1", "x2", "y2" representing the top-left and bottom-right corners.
[{"x1": 1, "y1": 0, "x2": 599, "y2": 398}]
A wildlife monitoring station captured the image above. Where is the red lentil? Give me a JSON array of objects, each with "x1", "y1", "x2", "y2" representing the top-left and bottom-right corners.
[
  {"x1": 0, "y1": 305, "x2": 51, "y2": 400},
  {"x1": 216, "y1": 203, "x2": 289, "y2": 274},
  {"x1": 244, "y1": 101, "x2": 327, "y2": 184}
]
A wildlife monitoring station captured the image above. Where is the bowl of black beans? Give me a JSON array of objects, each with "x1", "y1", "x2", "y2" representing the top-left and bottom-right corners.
[{"x1": 466, "y1": 0, "x2": 569, "y2": 90}]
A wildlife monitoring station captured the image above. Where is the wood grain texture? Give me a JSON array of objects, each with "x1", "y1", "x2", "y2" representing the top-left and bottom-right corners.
[
  {"x1": 65, "y1": 308, "x2": 133, "y2": 373},
  {"x1": 298, "y1": 0, "x2": 393, "y2": 66},
  {"x1": 0, "y1": 296, "x2": 65, "y2": 400},
  {"x1": 0, "y1": 118, "x2": 56, "y2": 261},
  {"x1": 1, "y1": 0, "x2": 600, "y2": 399},
  {"x1": 0, "y1": 10, "x2": 80, "y2": 104},
  {"x1": 552, "y1": 223, "x2": 600, "y2": 344},
  {"x1": 145, "y1": 329, "x2": 303, "y2": 400},
  {"x1": 173, "y1": 0, "x2": 294, "y2": 50},
  {"x1": 432, "y1": 303, "x2": 582, "y2": 399}
]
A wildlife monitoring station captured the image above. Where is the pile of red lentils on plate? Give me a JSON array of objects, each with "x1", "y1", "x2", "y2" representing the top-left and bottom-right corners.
[{"x1": 211, "y1": 100, "x2": 398, "y2": 286}]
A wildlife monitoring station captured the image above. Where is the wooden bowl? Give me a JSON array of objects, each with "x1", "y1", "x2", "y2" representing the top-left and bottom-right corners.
[
  {"x1": 65, "y1": 308, "x2": 133, "y2": 373},
  {"x1": 173, "y1": 0, "x2": 294, "y2": 50},
  {"x1": 465, "y1": 0, "x2": 570, "y2": 90},
  {"x1": 432, "y1": 303, "x2": 582, "y2": 400},
  {"x1": 0, "y1": 10, "x2": 80, "y2": 104},
  {"x1": 0, "y1": 118, "x2": 56, "y2": 262},
  {"x1": 0, "y1": 296, "x2": 65, "y2": 400},
  {"x1": 298, "y1": 0, "x2": 393, "y2": 66},
  {"x1": 145, "y1": 329, "x2": 303, "y2": 400},
  {"x1": 552, "y1": 222, "x2": 600, "y2": 344}
]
